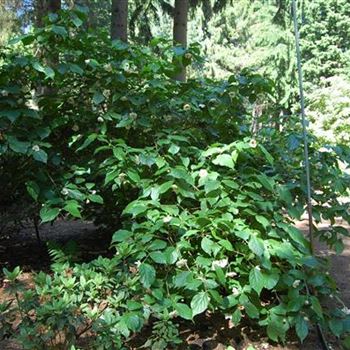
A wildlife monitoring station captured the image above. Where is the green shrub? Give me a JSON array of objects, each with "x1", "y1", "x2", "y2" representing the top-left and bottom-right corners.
[{"x1": 1, "y1": 7, "x2": 350, "y2": 350}]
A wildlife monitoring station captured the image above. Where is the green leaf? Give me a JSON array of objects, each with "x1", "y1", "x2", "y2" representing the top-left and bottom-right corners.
[
  {"x1": 93, "y1": 91, "x2": 105, "y2": 105},
  {"x1": 264, "y1": 272, "x2": 279, "y2": 290},
  {"x1": 40, "y1": 207, "x2": 60, "y2": 223},
  {"x1": 33, "y1": 149, "x2": 48, "y2": 163},
  {"x1": 191, "y1": 291, "x2": 210, "y2": 317},
  {"x1": 148, "y1": 239, "x2": 167, "y2": 251},
  {"x1": 267, "y1": 319, "x2": 286, "y2": 342},
  {"x1": 26, "y1": 181, "x2": 40, "y2": 200},
  {"x1": 175, "y1": 303, "x2": 193, "y2": 320},
  {"x1": 278, "y1": 185, "x2": 293, "y2": 205},
  {"x1": 158, "y1": 181, "x2": 173, "y2": 194},
  {"x1": 8, "y1": 136, "x2": 30, "y2": 154},
  {"x1": 296, "y1": 315, "x2": 309, "y2": 342},
  {"x1": 256, "y1": 174, "x2": 274, "y2": 192},
  {"x1": 0, "y1": 110, "x2": 21, "y2": 122},
  {"x1": 245, "y1": 301, "x2": 259, "y2": 319},
  {"x1": 88, "y1": 194, "x2": 104, "y2": 204},
  {"x1": 249, "y1": 267, "x2": 265, "y2": 295},
  {"x1": 232, "y1": 308, "x2": 242, "y2": 325},
  {"x1": 219, "y1": 239, "x2": 234, "y2": 251},
  {"x1": 149, "y1": 251, "x2": 167, "y2": 264},
  {"x1": 139, "y1": 263, "x2": 156, "y2": 288},
  {"x1": 77, "y1": 134, "x2": 97, "y2": 151},
  {"x1": 71, "y1": 15, "x2": 83, "y2": 27},
  {"x1": 329, "y1": 319, "x2": 343, "y2": 337},
  {"x1": 33, "y1": 62, "x2": 55, "y2": 79},
  {"x1": 204, "y1": 180, "x2": 221, "y2": 194},
  {"x1": 123, "y1": 313, "x2": 141, "y2": 332},
  {"x1": 123, "y1": 201, "x2": 148, "y2": 217},
  {"x1": 169, "y1": 144, "x2": 180, "y2": 155},
  {"x1": 248, "y1": 235, "x2": 265, "y2": 256},
  {"x1": 212, "y1": 154, "x2": 235, "y2": 169},
  {"x1": 112, "y1": 230, "x2": 132, "y2": 243},
  {"x1": 310, "y1": 296, "x2": 323, "y2": 319},
  {"x1": 51, "y1": 25, "x2": 68, "y2": 37},
  {"x1": 200, "y1": 237, "x2": 220, "y2": 256},
  {"x1": 63, "y1": 201, "x2": 82, "y2": 218},
  {"x1": 259, "y1": 145, "x2": 274, "y2": 165},
  {"x1": 256, "y1": 215, "x2": 269, "y2": 229},
  {"x1": 69, "y1": 63, "x2": 84, "y2": 75}
]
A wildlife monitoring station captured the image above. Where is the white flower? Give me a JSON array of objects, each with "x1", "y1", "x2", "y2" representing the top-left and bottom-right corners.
[
  {"x1": 32, "y1": 145, "x2": 40, "y2": 152},
  {"x1": 342, "y1": 307, "x2": 350, "y2": 315},
  {"x1": 315, "y1": 162, "x2": 322, "y2": 170},
  {"x1": 199, "y1": 169, "x2": 208, "y2": 178},
  {"x1": 121, "y1": 96, "x2": 128, "y2": 102},
  {"x1": 97, "y1": 116, "x2": 104, "y2": 123},
  {"x1": 104, "y1": 64, "x2": 112, "y2": 72},
  {"x1": 183, "y1": 104, "x2": 191, "y2": 111},
  {"x1": 171, "y1": 184, "x2": 178, "y2": 191},
  {"x1": 163, "y1": 215, "x2": 172, "y2": 223},
  {"x1": 85, "y1": 59, "x2": 91, "y2": 64},
  {"x1": 169, "y1": 310, "x2": 178, "y2": 318},
  {"x1": 176, "y1": 259, "x2": 187, "y2": 268},
  {"x1": 292, "y1": 279, "x2": 301, "y2": 288},
  {"x1": 72, "y1": 124, "x2": 79, "y2": 132},
  {"x1": 211, "y1": 258, "x2": 228, "y2": 270},
  {"x1": 304, "y1": 316, "x2": 309, "y2": 322},
  {"x1": 61, "y1": 188, "x2": 69, "y2": 195},
  {"x1": 226, "y1": 271, "x2": 237, "y2": 278},
  {"x1": 91, "y1": 190, "x2": 97, "y2": 195},
  {"x1": 255, "y1": 265, "x2": 261, "y2": 271},
  {"x1": 185, "y1": 53, "x2": 192, "y2": 59},
  {"x1": 199, "y1": 103, "x2": 205, "y2": 109},
  {"x1": 86, "y1": 199, "x2": 90, "y2": 204},
  {"x1": 130, "y1": 112, "x2": 137, "y2": 119},
  {"x1": 304, "y1": 300, "x2": 310, "y2": 306},
  {"x1": 118, "y1": 173, "x2": 126, "y2": 181},
  {"x1": 249, "y1": 139, "x2": 257, "y2": 148},
  {"x1": 231, "y1": 287, "x2": 240, "y2": 296}
]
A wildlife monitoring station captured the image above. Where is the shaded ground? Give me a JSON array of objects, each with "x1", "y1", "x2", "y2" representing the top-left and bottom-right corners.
[
  {"x1": 0, "y1": 219, "x2": 112, "y2": 271},
  {"x1": 0, "y1": 218, "x2": 349, "y2": 349}
]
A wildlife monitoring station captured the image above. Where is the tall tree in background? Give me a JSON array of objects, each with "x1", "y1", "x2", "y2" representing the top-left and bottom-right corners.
[
  {"x1": 111, "y1": 0, "x2": 128, "y2": 42},
  {"x1": 173, "y1": 0, "x2": 189, "y2": 81}
]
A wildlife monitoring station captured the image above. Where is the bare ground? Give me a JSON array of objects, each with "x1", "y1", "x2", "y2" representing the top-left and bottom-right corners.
[{"x1": 0, "y1": 219, "x2": 349, "y2": 350}]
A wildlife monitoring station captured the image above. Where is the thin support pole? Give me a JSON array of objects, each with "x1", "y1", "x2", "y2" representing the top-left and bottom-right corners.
[{"x1": 292, "y1": 0, "x2": 315, "y2": 255}]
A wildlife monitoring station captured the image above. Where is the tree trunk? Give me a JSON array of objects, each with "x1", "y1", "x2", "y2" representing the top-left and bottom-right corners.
[
  {"x1": 35, "y1": 0, "x2": 61, "y2": 27},
  {"x1": 35, "y1": 0, "x2": 45, "y2": 27},
  {"x1": 47, "y1": 0, "x2": 61, "y2": 13},
  {"x1": 173, "y1": 0, "x2": 189, "y2": 82},
  {"x1": 111, "y1": 0, "x2": 128, "y2": 42}
]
